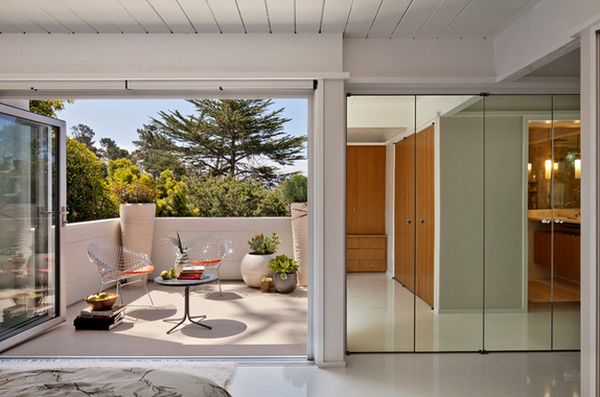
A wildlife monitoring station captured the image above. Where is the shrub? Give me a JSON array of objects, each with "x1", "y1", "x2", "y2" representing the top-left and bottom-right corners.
[
  {"x1": 156, "y1": 170, "x2": 198, "y2": 216},
  {"x1": 248, "y1": 233, "x2": 280, "y2": 255},
  {"x1": 282, "y1": 174, "x2": 307, "y2": 203},
  {"x1": 187, "y1": 175, "x2": 289, "y2": 217},
  {"x1": 269, "y1": 254, "x2": 299, "y2": 280},
  {"x1": 107, "y1": 158, "x2": 156, "y2": 204},
  {"x1": 66, "y1": 138, "x2": 118, "y2": 222}
]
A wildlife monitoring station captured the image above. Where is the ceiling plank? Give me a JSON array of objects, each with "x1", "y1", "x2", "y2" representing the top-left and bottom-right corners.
[
  {"x1": 441, "y1": 0, "x2": 530, "y2": 38},
  {"x1": 177, "y1": 0, "x2": 220, "y2": 33},
  {"x1": 147, "y1": 0, "x2": 195, "y2": 33},
  {"x1": 391, "y1": 0, "x2": 440, "y2": 39},
  {"x1": 2, "y1": 0, "x2": 72, "y2": 33},
  {"x1": 295, "y1": 0, "x2": 322, "y2": 33},
  {"x1": 344, "y1": 0, "x2": 385, "y2": 38},
  {"x1": 0, "y1": 2, "x2": 47, "y2": 33},
  {"x1": 205, "y1": 0, "x2": 245, "y2": 33},
  {"x1": 236, "y1": 0, "x2": 269, "y2": 33},
  {"x1": 32, "y1": 0, "x2": 98, "y2": 33},
  {"x1": 415, "y1": 0, "x2": 473, "y2": 39},
  {"x1": 117, "y1": 0, "x2": 171, "y2": 33},
  {"x1": 320, "y1": 0, "x2": 352, "y2": 34},
  {"x1": 58, "y1": 0, "x2": 124, "y2": 33},
  {"x1": 264, "y1": 0, "x2": 294, "y2": 33},
  {"x1": 367, "y1": 0, "x2": 412, "y2": 38}
]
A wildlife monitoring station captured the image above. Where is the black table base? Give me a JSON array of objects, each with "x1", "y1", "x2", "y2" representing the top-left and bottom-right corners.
[{"x1": 163, "y1": 285, "x2": 212, "y2": 334}]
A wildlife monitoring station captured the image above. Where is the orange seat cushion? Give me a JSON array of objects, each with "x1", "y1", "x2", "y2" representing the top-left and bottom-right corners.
[
  {"x1": 189, "y1": 259, "x2": 221, "y2": 265},
  {"x1": 124, "y1": 265, "x2": 155, "y2": 275}
]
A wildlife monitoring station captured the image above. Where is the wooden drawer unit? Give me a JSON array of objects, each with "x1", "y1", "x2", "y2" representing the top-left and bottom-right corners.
[{"x1": 346, "y1": 235, "x2": 387, "y2": 272}]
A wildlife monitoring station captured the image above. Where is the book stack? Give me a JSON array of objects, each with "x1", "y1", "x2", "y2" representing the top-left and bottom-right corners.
[
  {"x1": 178, "y1": 265, "x2": 205, "y2": 280},
  {"x1": 73, "y1": 305, "x2": 125, "y2": 331}
]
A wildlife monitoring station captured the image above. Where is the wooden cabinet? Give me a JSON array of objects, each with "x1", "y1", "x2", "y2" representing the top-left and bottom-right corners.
[
  {"x1": 346, "y1": 146, "x2": 387, "y2": 272},
  {"x1": 346, "y1": 235, "x2": 387, "y2": 272},
  {"x1": 394, "y1": 125, "x2": 435, "y2": 307}
]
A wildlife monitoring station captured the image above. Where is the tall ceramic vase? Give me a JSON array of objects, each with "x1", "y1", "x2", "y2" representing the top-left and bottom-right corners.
[
  {"x1": 290, "y1": 202, "x2": 308, "y2": 286},
  {"x1": 119, "y1": 203, "x2": 156, "y2": 258}
]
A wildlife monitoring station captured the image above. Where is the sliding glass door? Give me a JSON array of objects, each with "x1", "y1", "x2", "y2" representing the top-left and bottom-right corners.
[
  {"x1": 345, "y1": 94, "x2": 581, "y2": 353},
  {"x1": 0, "y1": 103, "x2": 66, "y2": 351}
]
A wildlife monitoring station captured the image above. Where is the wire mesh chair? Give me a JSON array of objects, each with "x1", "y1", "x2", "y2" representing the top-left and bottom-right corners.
[
  {"x1": 182, "y1": 235, "x2": 234, "y2": 294},
  {"x1": 88, "y1": 242, "x2": 155, "y2": 306}
]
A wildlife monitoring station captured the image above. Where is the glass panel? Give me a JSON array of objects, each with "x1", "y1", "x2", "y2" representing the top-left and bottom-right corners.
[
  {"x1": 345, "y1": 95, "x2": 415, "y2": 352},
  {"x1": 483, "y1": 95, "x2": 552, "y2": 351},
  {"x1": 415, "y1": 95, "x2": 484, "y2": 351},
  {"x1": 0, "y1": 113, "x2": 57, "y2": 340},
  {"x1": 551, "y1": 94, "x2": 580, "y2": 350}
]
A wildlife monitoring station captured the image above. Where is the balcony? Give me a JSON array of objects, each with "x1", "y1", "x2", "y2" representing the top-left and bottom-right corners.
[{"x1": 3, "y1": 216, "x2": 307, "y2": 357}]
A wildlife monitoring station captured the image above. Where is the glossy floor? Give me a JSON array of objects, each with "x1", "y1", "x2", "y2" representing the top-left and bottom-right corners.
[
  {"x1": 229, "y1": 353, "x2": 580, "y2": 397},
  {"x1": 347, "y1": 273, "x2": 580, "y2": 352}
]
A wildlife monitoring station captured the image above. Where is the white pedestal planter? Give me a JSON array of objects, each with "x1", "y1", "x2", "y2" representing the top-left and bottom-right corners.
[
  {"x1": 240, "y1": 253, "x2": 274, "y2": 288},
  {"x1": 119, "y1": 203, "x2": 156, "y2": 257},
  {"x1": 290, "y1": 202, "x2": 308, "y2": 286}
]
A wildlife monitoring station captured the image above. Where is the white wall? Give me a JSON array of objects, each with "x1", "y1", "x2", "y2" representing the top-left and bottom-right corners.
[
  {"x1": 64, "y1": 219, "x2": 121, "y2": 305},
  {"x1": 64, "y1": 217, "x2": 293, "y2": 306},
  {"x1": 151, "y1": 217, "x2": 292, "y2": 280}
]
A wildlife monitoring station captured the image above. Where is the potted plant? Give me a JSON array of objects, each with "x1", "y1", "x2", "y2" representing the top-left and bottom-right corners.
[
  {"x1": 109, "y1": 159, "x2": 157, "y2": 257},
  {"x1": 269, "y1": 255, "x2": 299, "y2": 294},
  {"x1": 169, "y1": 232, "x2": 189, "y2": 276},
  {"x1": 282, "y1": 174, "x2": 308, "y2": 286},
  {"x1": 240, "y1": 233, "x2": 280, "y2": 288},
  {"x1": 260, "y1": 276, "x2": 273, "y2": 293}
]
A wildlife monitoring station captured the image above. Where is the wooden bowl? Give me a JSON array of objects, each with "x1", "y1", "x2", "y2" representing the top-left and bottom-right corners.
[{"x1": 85, "y1": 293, "x2": 118, "y2": 311}]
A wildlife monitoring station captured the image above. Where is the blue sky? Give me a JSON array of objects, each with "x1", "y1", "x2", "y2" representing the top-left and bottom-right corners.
[{"x1": 57, "y1": 98, "x2": 308, "y2": 174}]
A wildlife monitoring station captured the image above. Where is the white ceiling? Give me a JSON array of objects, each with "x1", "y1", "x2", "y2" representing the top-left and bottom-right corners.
[{"x1": 0, "y1": 0, "x2": 540, "y2": 39}]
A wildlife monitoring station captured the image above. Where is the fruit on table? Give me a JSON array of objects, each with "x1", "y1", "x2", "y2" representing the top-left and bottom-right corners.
[
  {"x1": 160, "y1": 268, "x2": 179, "y2": 280},
  {"x1": 86, "y1": 292, "x2": 110, "y2": 301}
]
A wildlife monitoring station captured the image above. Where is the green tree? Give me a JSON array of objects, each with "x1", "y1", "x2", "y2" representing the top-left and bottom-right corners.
[
  {"x1": 132, "y1": 123, "x2": 186, "y2": 178},
  {"x1": 155, "y1": 170, "x2": 198, "y2": 217},
  {"x1": 187, "y1": 175, "x2": 288, "y2": 217},
  {"x1": 29, "y1": 99, "x2": 73, "y2": 118},
  {"x1": 99, "y1": 137, "x2": 130, "y2": 161},
  {"x1": 71, "y1": 123, "x2": 98, "y2": 154},
  {"x1": 66, "y1": 137, "x2": 118, "y2": 222},
  {"x1": 107, "y1": 158, "x2": 156, "y2": 204},
  {"x1": 153, "y1": 99, "x2": 306, "y2": 185}
]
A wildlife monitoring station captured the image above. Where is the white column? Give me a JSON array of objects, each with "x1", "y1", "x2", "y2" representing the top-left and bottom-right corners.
[
  {"x1": 580, "y1": 25, "x2": 599, "y2": 397},
  {"x1": 312, "y1": 79, "x2": 346, "y2": 367}
]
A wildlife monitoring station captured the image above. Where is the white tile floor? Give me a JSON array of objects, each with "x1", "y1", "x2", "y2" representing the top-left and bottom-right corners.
[
  {"x1": 347, "y1": 273, "x2": 580, "y2": 352},
  {"x1": 229, "y1": 352, "x2": 580, "y2": 397}
]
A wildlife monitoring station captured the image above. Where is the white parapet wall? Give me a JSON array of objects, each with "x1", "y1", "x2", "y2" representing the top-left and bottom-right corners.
[
  {"x1": 64, "y1": 217, "x2": 293, "y2": 305},
  {"x1": 64, "y1": 218, "x2": 121, "y2": 306},
  {"x1": 152, "y1": 217, "x2": 293, "y2": 280}
]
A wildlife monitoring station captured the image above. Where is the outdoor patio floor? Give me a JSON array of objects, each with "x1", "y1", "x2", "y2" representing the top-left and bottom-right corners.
[{"x1": 3, "y1": 281, "x2": 307, "y2": 357}]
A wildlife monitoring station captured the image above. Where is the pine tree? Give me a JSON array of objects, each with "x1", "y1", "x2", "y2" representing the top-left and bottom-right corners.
[
  {"x1": 99, "y1": 137, "x2": 130, "y2": 161},
  {"x1": 152, "y1": 99, "x2": 306, "y2": 185}
]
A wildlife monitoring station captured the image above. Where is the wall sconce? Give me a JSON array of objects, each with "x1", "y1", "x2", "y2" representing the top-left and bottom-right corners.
[
  {"x1": 545, "y1": 159, "x2": 552, "y2": 180},
  {"x1": 527, "y1": 162, "x2": 532, "y2": 176},
  {"x1": 575, "y1": 158, "x2": 581, "y2": 179}
]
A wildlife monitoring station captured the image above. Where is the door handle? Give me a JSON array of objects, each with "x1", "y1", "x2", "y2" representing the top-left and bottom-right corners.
[
  {"x1": 540, "y1": 218, "x2": 551, "y2": 224},
  {"x1": 61, "y1": 206, "x2": 69, "y2": 227},
  {"x1": 554, "y1": 218, "x2": 564, "y2": 224},
  {"x1": 419, "y1": 219, "x2": 425, "y2": 224},
  {"x1": 405, "y1": 219, "x2": 411, "y2": 224}
]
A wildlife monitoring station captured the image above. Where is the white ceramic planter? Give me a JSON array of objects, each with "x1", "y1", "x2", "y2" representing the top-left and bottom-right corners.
[
  {"x1": 240, "y1": 253, "x2": 274, "y2": 288},
  {"x1": 119, "y1": 203, "x2": 156, "y2": 257},
  {"x1": 290, "y1": 202, "x2": 308, "y2": 286}
]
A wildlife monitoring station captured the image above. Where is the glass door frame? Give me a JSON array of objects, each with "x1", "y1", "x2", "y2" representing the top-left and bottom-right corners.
[{"x1": 0, "y1": 102, "x2": 66, "y2": 352}]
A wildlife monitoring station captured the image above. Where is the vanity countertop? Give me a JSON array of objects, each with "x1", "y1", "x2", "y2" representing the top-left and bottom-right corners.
[{"x1": 528, "y1": 209, "x2": 580, "y2": 225}]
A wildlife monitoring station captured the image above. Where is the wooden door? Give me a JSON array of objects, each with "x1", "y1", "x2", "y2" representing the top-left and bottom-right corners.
[
  {"x1": 416, "y1": 125, "x2": 435, "y2": 307},
  {"x1": 347, "y1": 146, "x2": 386, "y2": 235},
  {"x1": 394, "y1": 135, "x2": 415, "y2": 291},
  {"x1": 346, "y1": 147, "x2": 359, "y2": 234}
]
